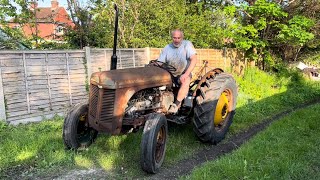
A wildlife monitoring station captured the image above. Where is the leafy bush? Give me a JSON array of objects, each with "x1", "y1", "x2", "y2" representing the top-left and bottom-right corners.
[{"x1": 235, "y1": 67, "x2": 288, "y2": 102}]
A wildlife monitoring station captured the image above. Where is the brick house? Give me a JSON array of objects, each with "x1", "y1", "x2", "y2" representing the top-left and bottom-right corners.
[{"x1": 9, "y1": 0, "x2": 74, "y2": 41}]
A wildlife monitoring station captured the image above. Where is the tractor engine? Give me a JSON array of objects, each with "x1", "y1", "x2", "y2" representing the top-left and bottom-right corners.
[{"x1": 125, "y1": 87, "x2": 174, "y2": 118}]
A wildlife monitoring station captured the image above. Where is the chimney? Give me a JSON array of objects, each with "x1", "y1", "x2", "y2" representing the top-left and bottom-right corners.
[
  {"x1": 51, "y1": 0, "x2": 59, "y2": 10},
  {"x1": 30, "y1": 1, "x2": 38, "y2": 10}
]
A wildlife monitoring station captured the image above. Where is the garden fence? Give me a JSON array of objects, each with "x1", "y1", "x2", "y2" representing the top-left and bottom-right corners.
[{"x1": 0, "y1": 47, "x2": 243, "y2": 124}]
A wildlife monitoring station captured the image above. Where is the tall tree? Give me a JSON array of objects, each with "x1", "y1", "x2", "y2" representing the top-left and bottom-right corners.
[
  {"x1": 228, "y1": 0, "x2": 315, "y2": 70},
  {"x1": 87, "y1": 0, "x2": 235, "y2": 48},
  {"x1": 0, "y1": 0, "x2": 33, "y2": 49},
  {"x1": 66, "y1": 0, "x2": 95, "y2": 48},
  {"x1": 91, "y1": 0, "x2": 188, "y2": 48},
  {"x1": 282, "y1": 0, "x2": 320, "y2": 49}
]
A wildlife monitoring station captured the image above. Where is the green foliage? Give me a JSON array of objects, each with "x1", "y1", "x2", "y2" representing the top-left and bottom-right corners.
[
  {"x1": 234, "y1": 67, "x2": 288, "y2": 106},
  {"x1": 0, "y1": 0, "x2": 29, "y2": 22},
  {"x1": 0, "y1": 120, "x2": 9, "y2": 131},
  {"x1": 64, "y1": 0, "x2": 96, "y2": 49},
  {"x1": 277, "y1": 15, "x2": 315, "y2": 46},
  {"x1": 1, "y1": 0, "x2": 93, "y2": 49},
  {"x1": 231, "y1": 66, "x2": 320, "y2": 133},
  {"x1": 79, "y1": 0, "x2": 236, "y2": 48},
  {"x1": 229, "y1": 0, "x2": 315, "y2": 68},
  {"x1": 1, "y1": 0, "x2": 319, "y2": 56},
  {"x1": 280, "y1": 0, "x2": 320, "y2": 50},
  {"x1": 35, "y1": 41, "x2": 74, "y2": 50},
  {"x1": 0, "y1": 1, "x2": 38, "y2": 49},
  {"x1": 230, "y1": 0, "x2": 287, "y2": 65},
  {"x1": 233, "y1": 24, "x2": 264, "y2": 52},
  {"x1": 246, "y1": 0, "x2": 288, "y2": 18}
]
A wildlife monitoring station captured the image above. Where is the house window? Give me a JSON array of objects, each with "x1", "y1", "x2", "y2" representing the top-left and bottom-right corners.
[
  {"x1": 13, "y1": 25, "x2": 21, "y2": 29},
  {"x1": 55, "y1": 25, "x2": 64, "y2": 36}
]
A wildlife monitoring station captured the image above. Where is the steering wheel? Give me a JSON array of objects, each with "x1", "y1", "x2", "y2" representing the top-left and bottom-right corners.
[{"x1": 148, "y1": 60, "x2": 177, "y2": 73}]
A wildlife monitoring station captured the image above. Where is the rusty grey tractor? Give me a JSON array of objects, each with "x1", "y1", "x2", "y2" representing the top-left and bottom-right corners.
[{"x1": 62, "y1": 4, "x2": 238, "y2": 174}]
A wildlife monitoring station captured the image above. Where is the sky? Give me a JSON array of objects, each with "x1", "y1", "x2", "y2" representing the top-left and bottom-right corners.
[
  {"x1": 37, "y1": 0, "x2": 69, "y2": 8},
  {"x1": 36, "y1": 0, "x2": 88, "y2": 9}
]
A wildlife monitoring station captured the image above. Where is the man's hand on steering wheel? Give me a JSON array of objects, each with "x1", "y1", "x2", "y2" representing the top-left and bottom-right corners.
[{"x1": 148, "y1": 60, "x2": 176, "y2": 73}]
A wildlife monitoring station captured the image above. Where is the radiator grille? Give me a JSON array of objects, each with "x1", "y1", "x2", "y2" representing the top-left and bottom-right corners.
[
  {"x1": 89, "y1": 84, "x2": 115, "y2": 122},
  {"x1": 100, "y1": 89, "x2": 115, "y2": 122},
  {"x1": 89, "y1": 85, "x2": 99, "y2": 118}
]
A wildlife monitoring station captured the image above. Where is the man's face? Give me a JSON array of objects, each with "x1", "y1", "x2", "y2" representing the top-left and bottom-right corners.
[{"x1": 172, "y1": 31, "x2": 183, "y2": 47}]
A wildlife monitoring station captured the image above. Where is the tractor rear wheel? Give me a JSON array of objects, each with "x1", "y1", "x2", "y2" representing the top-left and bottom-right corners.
[
  {"x1": 193, "y1": 73, "x2": 237, "y2": 144},
  {"x1": 63, "y1": 103, "x2": 98, "y2": 150},
  {"x1": 140, "y1": 113, "x2": 168, "y2": 173}
]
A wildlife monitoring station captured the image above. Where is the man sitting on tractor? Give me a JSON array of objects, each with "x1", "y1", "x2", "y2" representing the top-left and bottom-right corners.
[{"x1": 158, "y1": 29, "x2": 198, "y2": 114}]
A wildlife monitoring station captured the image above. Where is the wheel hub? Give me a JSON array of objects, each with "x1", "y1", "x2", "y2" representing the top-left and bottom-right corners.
[
  {"x1": 155, "y1": 125, "x2": 166, "y2": 163},
  {"x1": 214, "y1": 92, "x2": 229, "y2": 125}
]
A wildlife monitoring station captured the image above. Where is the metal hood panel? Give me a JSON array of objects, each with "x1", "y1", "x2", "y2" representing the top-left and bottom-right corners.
[{"x1": 90, "y1": 66, "x2": 172, "y2": 89}]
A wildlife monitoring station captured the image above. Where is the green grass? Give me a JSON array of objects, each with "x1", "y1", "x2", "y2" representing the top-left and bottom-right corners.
[
  {"x1": 298, "y1": 50, "x2": 320, "y2": 67},
  {"x1": 230, "y1": 67, "x2": 320, "y2": 134},
  {"x1": 0, "y1": 116, "x2": 203, "y2": 178},
  {"x1": 183, "y1": 103, "x2": 320, "y2": 180},
  {"x1": 0, "y1": 67, "x2": 320, "y2": 178}
]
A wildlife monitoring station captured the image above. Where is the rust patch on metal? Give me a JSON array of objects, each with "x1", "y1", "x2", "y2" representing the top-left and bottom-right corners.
[
  {"x1": 88, "y1": 66, "x2": 173, "y2": 135},
  {"x1": 192, "y1": 69, "x2": 224, "y2": 97},
  {"x1": 91, "y1": 66, "x2": 172, "y2": 89}
]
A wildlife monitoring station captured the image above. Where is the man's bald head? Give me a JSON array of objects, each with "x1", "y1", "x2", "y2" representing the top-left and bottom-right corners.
[{"x1": 171, "y1": 29, "x2": 184, "y2": 47}]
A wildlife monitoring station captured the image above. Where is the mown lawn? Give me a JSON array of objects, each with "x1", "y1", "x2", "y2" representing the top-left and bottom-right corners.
[
  {"x1": 0, "y1": 68, "x2": 320, "y2": 178},
  {"x1": 183, "y1": 103, "x2": 320, "y2": 180}
]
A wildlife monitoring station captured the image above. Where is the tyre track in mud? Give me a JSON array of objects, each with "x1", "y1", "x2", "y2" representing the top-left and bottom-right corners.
[{"x1": 145, "y1": 99, "x2": 320, "y2": 180}]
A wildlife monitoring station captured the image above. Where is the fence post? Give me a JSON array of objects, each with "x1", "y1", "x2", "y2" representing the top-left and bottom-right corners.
[
  {"x1": 0, "y1": 66, "x2": 6, "y2": 121},
  {"x1": 85, "y1": 46, "x2": 92, "y2": 83},
  {"x1": 133, "y1": 49, "x2": 136, "y2": 68},
  {"x1": 45, "y1": 53, "x2": 53, "y2": 110},
  {"x1": 66, "y1": 52, "x2": 73, "y2": 106},
  {"x1": 119, "y1": 49, "x2": 122, "y2": 69},
  {"x1": 145, "y1": 47, "x2": 150, "y2": 64},
  {"x1": 223, "y1": 47, "x2": 227, "y2": 70},
  {"x1": 23, "y1": 52, "x2": 31, "y2": 114},
  {"x1": 104, "y1": 49, "x2": 108, "y2": 70}
]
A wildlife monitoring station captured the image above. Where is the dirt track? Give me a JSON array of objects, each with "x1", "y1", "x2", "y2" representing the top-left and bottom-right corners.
[{"x1": 144, "y1": 99, "x2": 320, "y2": 180}]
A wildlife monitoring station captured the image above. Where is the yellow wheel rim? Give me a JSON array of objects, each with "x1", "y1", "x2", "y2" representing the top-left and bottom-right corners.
[
  {"x1": 214, "y1": 92, "x2": 229, "y2": 125},
  {"x1": 79, "y1": 114, "x2": 86, "y2": 121}
]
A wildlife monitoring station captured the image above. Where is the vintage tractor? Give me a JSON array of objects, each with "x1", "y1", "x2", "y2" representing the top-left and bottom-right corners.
[{"x1": 62, "y1": 4, "x2": 238, "y2": 174}]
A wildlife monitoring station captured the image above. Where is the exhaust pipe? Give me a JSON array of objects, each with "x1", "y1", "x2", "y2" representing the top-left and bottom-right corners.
[{"x1": 111, "y1": 4, "x2": 119, "y2": 70}]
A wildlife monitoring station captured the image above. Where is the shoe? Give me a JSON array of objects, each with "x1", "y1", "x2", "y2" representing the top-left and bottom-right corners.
[{"x1": 168, "y1": 103, "x2": 179, "y2": 114}]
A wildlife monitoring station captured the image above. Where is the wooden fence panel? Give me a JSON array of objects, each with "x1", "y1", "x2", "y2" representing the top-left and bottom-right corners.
[
  {"x1": 0, "y1": 47, "x2": 240, "y2": 124},
  {"x1": 89, "y1": 48, "x2": 149, "y2": 72},
  {"x1": 0, "y1": 51, "x2": 87, "y2": 124}
]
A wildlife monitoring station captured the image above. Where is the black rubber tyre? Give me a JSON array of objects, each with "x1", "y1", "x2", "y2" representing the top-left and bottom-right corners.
[
  {"x1": 193, "y1": 72, "x2": 237, "y2": 144},
  {"x1": 140, "y1": 113, "x2": 168, "y2": 174},
  {"x1": 63, "y1": 103, "x2": 98, "y2": 150}
]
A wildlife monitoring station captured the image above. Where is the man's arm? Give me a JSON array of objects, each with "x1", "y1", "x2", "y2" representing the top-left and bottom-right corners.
[
  {"x1": 180, "y1": 54, "x2": 197, "y2": 83},
  {"x1": 184, "y1": 54, "x2": 197, "y2": 76}
]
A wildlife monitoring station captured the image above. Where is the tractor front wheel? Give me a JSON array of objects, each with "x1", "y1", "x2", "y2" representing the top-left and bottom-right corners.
[
  {"x1": 193, "y1": 73, "x2": 237, "y2": 144},
  {"x1": 63, "y1": 103, "x2": 98, "y2": 150},
  {"x1": 140, "y1": 113, "x2": 168, "y2": 173}
]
